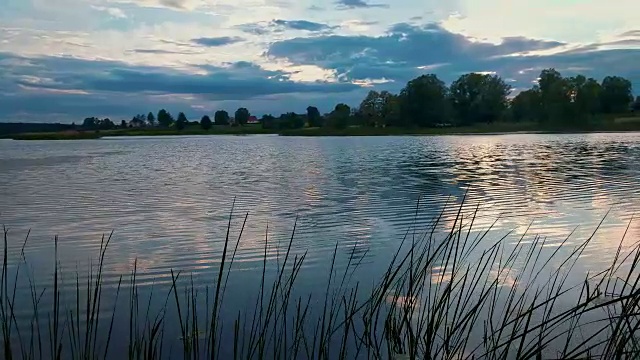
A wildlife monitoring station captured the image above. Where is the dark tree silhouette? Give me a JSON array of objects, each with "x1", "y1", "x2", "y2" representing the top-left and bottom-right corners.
[
  {"x1": 214, "y1": 110, "x2": 230, "y2": 125},
  {"x1": 329, "y1": 104, "x2": 351, "y2": 129},
  {"x1": 399, "y1": 74, "x2": 450, "y2": 127},
  {"x1": 261, "y1": 114, "x2": 276, "y2": 129},
  {"x1": 235, "y1": 108, "x2": 250, "y2": 126},
  {"x1": 306, "y1": 106, "x2": 323, "y2": 127},
  {"x1": 200, "y1": 115, "x2": 212, "y2": 130},
  {"x1": 93, "y1": 70, "x2": 636, "y2": 135},
  {"x1": 449, "y1": 73, "x2": 511, "y2": 125},
  {"x1": 600, "y1": 76, "x2": 633, "y2": 114},
  {"x1": 147, "y1": 112, "x2": 156, "y2": 127},
  {"x1": 176, "y1": 112, "x2": 188, "y2": 130},
  {"x1": 157, "y1": 109, "x2": 174, "y2": 127}
]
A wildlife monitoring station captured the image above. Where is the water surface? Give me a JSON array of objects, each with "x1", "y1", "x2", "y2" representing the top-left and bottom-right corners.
[{"x1": 1, "y1": 133, "x2": 639, "y2": 356}]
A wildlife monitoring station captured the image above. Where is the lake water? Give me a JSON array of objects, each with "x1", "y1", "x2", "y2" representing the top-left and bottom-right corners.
[{"x1": 1, "y1": 133, "x2": 640, "y2": 357}]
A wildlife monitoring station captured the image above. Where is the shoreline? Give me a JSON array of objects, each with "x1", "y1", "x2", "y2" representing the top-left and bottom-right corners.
[{"x1": 4, "y1": 119, "x2": 640, "y2": 140}]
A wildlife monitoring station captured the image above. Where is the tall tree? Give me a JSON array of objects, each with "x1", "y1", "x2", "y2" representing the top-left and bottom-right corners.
[
  {"x1": 600, "y1": 76, "x2": 633, "y2": 113},
  {"x1": 130, "y1": 114, "x2": 146, "y2": 127},
  {"x1": 176, "y1": 112, "x2": 188, "y2": 130},
  {"x1": 510, "y1": 88, "x2": 542, "y2": 122},
  {"x1": 306, "y1": 106, "x2": 322, "y2": 127},
  {"x1": 214, "y1": 110, "x2": 230, "y2": 125},
  {"x1": 235, "y1": 108, "x2": 250, "y2": 126},
  {"x1": 380, "y1": 93, "x2": 401, "y2": 127},
  {"x1": 83, "y1": 117, "x2": 98, "y2": 130},
  {"x1": 399, "y1": 74, "x2": 450, "y2": 127},
  {"x1": 200, "y1": 115, "x2": 212, "y2": 130},
  {"x1": 147, "y1": 112, "x2": 156, "y2": 127},
  {"x1": 449, "y1": 73, "x2": 512, "y2": 125},
  {"x1": 261, "y1": 114, "x2": 277, "y2": 129},
  {"x1": 279, "y1": 112, "x2": 305, "y2": 129},
  {"x1": 359, "y1": 90, "x2": 384, "y2": 127},
  {"x1": 120, "y1": 120, "x2": 128, "y2": 129},
  {"x1": 568, "y1": 76, "x2": 602, "y2": 118},
  {"x1": 538, "y1": 68, "x2": 571, "y2": 123},
  {"x1": 328, "y1": 103, "x2": 351, "y2": 129},
  {"x1": 359, "y1": 91, "x2": 398, "y2": 127},
  {"x1": 157, "y1": 109, "x2": 174, "y2": 127}
]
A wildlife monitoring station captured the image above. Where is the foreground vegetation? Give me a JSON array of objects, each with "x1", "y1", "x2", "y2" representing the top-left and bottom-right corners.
[{"x1": 2, "y1": 201, "x2": 640, "y2": 359}]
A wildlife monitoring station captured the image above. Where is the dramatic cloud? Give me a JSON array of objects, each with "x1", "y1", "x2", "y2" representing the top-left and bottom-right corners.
[
  {"x1": 6, "y1": 53, "x2": 357, "y2": 97},
  {"x1": 192, "y1": 36, "x2": 244, "y2": 47},
  {"x1": 0, "y1": 0, "x2": 638, "y2": 122},
  {"x1": 0, "y1": 52, "x2": 361, "y2": 121},
  {"x1": 268, "y1": 23, "x2": 640, "y2": 91}
]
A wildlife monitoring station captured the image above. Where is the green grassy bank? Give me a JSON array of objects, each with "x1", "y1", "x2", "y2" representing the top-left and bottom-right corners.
[
  {"x1": 281, "y1": 117, "x2": 640, "y2": 136},
  {"x1": 3, "y1": 124, "x2": 275, "y2": 140},
  {"x1": 5, "y1": 117, "x2": 640, "y2": 140}
]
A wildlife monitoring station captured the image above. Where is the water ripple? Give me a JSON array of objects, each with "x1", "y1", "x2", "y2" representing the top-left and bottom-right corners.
[{"x1": 1, "y1": 133, "x2": 640, "y2": 311}]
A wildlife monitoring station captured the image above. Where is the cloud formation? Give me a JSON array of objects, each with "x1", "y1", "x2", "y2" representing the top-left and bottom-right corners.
[
  {"x1": 237, "y1": 19, "x2": 335, "y2": 35},
  {"x1": 272, "y1": 20, "x2": 333, "y2": 32},
  {"x1": 336, "y1": 0, "x2": 389, "y2": 9},
  {"x1": 0, "y1": 0, "x2": 638, "y2": 122},
  {"x1": 192, "y1": 36, "x2": 244, "y2": 47},
  {"x1": 268, "y1": 23, "x2": 640, "y2": 91},
  {"x1": 0, "y1": 51, "x2": 360, "y2": 121},
  {"x1": 90, "y1": 6, "x2": 128, "y2": 18}
]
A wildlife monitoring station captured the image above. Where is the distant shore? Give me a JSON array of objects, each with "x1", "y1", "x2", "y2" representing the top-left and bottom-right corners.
[{"x1": 4, "y1": 118, "x2": 640, "y2": 140}]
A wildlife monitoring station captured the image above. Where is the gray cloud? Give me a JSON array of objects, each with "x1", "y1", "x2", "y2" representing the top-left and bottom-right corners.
[
  {"x1": 2, "y1": 22, "x2": 639, "y2": 123},
  {"x1": 236, "y1": 23, "x2": 272, "y2": 35},
  {"x1": 0, "y1": 52, "x2": 361, "y2": 121},
  {"x1": 268, "y1": 23, "x2": 639, "y2": 92},
  {"x1": 126, "y1": 0, "x2": 196, "y2": 10},
  {"x1": 129, "y1": 48, "x2": 198, "y2": 54},
  {"x1": 238, "y1": 19, "x2": 335, "y2": 35},
  {"x1": 272, "y1": 19, "x2": 334, "y2": 31},
  {"x1": 191, "y1": 36, "x2": 244, "y2": 47},
  {"x1": 336, "y1": 0, "x2": 389, "y2": 9},
  {"x1": 7, "y1": 54, "x2": 357, "y2": 97},
  {"x1": 618, "y1": 30, "x2": 640, "y2": 38}
]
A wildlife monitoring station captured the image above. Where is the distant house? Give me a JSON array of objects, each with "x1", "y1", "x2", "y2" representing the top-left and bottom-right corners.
[{"x1": 247, "y1": 116, "x2": 260, "y2": 124}]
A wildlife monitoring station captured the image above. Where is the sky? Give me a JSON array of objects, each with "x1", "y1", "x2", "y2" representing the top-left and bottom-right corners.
[{"x1": 1, "y1": 0, "x2": 639, "y2": 123}]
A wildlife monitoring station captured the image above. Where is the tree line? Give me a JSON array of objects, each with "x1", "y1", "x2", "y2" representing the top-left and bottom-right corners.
[{"x1": 80, "y1": 68, "x2": 638, "y2": 132}]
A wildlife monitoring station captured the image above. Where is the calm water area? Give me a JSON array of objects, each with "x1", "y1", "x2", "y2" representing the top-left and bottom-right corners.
[{"x1": 1, "y1": 133, "x2": 640, "y2": 357}]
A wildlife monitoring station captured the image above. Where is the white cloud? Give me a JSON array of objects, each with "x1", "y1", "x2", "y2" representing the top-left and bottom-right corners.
[{"x1": 91, "y1": 5, "x2": 128, "y2": 18}]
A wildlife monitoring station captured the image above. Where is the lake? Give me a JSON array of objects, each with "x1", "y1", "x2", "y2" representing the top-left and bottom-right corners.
[{"x1": 1, "y1": 133, "x2": 640, "y2": 358}]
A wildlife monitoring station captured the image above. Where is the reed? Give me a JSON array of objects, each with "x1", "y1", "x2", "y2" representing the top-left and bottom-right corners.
[{"x1": 1, "y1": 201, "x2": 639, "y2": 359}]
